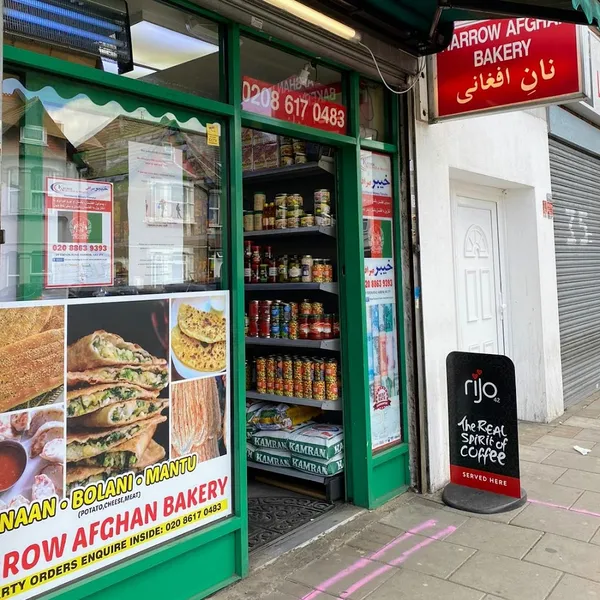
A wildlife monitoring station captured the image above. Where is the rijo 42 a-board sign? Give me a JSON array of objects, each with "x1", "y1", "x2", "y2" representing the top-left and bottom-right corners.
[{"x1": 431, "y1": 18, "x2": 585, "y2": 120}]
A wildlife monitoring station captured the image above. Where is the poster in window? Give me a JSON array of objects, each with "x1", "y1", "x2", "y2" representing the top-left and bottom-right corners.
[
  {"x1": 127, "y1": 142, "x2": 185, "y2": 286},
  {"x1": 44, "y1": 177, "x2": 113, "y2": 288},
  {"x1": 0, "y1": 291, "x2": 231, "y2": 600},
  {"x1": 361, "y1": 151, "x2": 402, "y2": 450}
]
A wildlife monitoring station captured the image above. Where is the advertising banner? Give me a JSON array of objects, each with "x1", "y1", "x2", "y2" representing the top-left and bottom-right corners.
[
  {"x1": 45, "y1": 177, "x2": 113, "y2": 288},
  {"x1": 446, "y1": 351, "x2": 521, "y2": 498},
  {"x1": 0, "y1": 292, "x2": 231, "y2": 600},
  {"x1": 361, "y1": 151, "x2": 402, "y2": 451},
  {"x1": 242, "y1": 76, "x2": 347, "y2": 135},
  {"x1": 432, "y1": 19, "x2": 584, "y2": 120},
  {"x1": 127, "y1": 142, "x2": 185, "y2": 287}
]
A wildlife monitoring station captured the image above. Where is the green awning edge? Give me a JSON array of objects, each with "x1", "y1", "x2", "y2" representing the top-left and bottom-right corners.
[{"x1": 573, "y1": 0, "x2": 600, "y2": 26}]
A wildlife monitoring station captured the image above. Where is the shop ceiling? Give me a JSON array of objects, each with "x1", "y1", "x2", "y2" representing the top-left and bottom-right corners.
[{"x1": 302, "y1": 0, "x2": 600, "y2": 54}]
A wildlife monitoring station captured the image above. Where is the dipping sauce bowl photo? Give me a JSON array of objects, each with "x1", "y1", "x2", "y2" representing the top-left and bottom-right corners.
[{"x1": 0, "y1": 440, "x2": 27, "y2": 493}]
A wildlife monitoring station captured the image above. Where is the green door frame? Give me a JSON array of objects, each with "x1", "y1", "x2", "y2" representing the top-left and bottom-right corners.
[{"x1": 2, "y1": 4, "x2": 411, "y2": 598}]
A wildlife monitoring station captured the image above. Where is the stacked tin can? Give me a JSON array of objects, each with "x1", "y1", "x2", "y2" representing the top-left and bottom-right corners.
[
  {"x1": 247, "y1": 299, "x2": 299, "y2": 340},
  {"x1": 314, "y1": 189, "x2": 332, "y2": 226}
]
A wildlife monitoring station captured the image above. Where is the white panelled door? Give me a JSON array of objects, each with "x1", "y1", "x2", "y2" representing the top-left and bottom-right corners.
[{"x1": 453, "y1": 193, "x2": 504, "y2": 354}]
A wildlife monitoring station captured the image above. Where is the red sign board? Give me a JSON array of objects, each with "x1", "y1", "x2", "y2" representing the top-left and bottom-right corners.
[
  {"x1": 242, "y1": 76, "x2": 347, "y2": 134},
  {"x1": 433, "y1": 19, "x2": 583, "y2": 119}
]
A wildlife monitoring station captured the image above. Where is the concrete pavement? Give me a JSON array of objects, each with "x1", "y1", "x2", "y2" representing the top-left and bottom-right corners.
[{"x1": 214, "y1": 397, "x2": 600, "y2": 600}]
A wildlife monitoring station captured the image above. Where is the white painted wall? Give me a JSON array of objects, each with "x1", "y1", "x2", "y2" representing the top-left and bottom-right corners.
[{"x1": 415, "y1": 109, "x2": 564, "y2": 491}]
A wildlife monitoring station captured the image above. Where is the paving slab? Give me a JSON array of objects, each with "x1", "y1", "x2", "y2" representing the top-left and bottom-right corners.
[
  {"x1": 511, "y1": 503, "x2": 600, "y2": 542},
  {"x1": 445, "y1": 517, "x2": 542, "y2": 558},
  {"x1": 437, "y1": 497, "x2": 527, "y2": 524},
  {"x1": 563, "y1": 417, "x2": 600, "y2": 431},
  {"x1": 576, "y1": 429, "x2": 600, "y2": 443},
  {"x1": 521, "y1": 479, "x2": 583, "y2": 507},
  {"x1": 520, "y1": 432, "x2": 547, "y2": 446},
  {"x1": 347, "y1": 522, "x2": 406, "y2": 553},
  {"x1": 547, "y1": 574, "x2": 600, "y2": 600},
  {"x1": 378, "y1": 498, "x2": 469, "y2": 537},
  {"x1": 542, "y1": 450, "x2": 600, "y2": 475},
  {"x1": 371, "y1": 569, "x2": 485, "y2": 600},
  {"x1": 287, "y1": 546, "x2": 395, "y2": 600},
  {"x1": 571, "y1": 491, "x2": 600, "y2": 515},
  {"x1": 520, "y1": 445, "x2": 555, "y2": 463},
  {"x1": 520, "y1": 461, "x2": 566, "y2": 484},
  {"x1": 272, "y1": 580, "x2": 339, "y2": 600},
  {"x1": 534, "y1": 435, "x2": 596, "y2": 452},
  {"x1": 555, "y1": 469, "x2": 600, "y2": 493},
  {"x1": 550, "y1": 425, "x2": 585, "y2": 438},
  {"x1": 519, "y1": 423, "x2": 554, "y2": 436},
  {"x1": 525, "y1": 533, "x2": 600, "y2": 583},
  {"x1": 482, "y1": 597, "x2": 506, "y2": 600},
  {"x1": 450, "y1": 551, "x2": 562, "y2": 600}
]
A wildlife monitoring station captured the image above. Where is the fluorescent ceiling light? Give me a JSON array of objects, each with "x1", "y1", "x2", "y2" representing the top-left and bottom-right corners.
[
  {"x1": 130, "y1": 21, "x2": 219, "y2": 71},
  {"x1": 262, "y1": 0, "x2": 360, "y2": 41}
]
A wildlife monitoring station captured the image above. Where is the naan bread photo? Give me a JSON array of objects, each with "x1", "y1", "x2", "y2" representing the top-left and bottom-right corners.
[
  {"x1": 178, "y1": 303, "x2": 226, "y2": 344},
  {"x1": 171, "y1": 326, "x2": 226, "y2": 373}
]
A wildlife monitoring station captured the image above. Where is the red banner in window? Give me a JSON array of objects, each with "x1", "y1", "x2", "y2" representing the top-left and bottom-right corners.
[{"x1": 242, "y1": 76, "x2": 347, "y2": 134}]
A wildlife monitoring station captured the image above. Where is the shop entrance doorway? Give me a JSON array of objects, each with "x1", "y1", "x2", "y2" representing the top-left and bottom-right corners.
[
  {"x1": 452, "y1": 190, "x2": 505, "y2": 355},
  {"x1": 242, "y1": 128, "x2": 347, "y2": 553}
]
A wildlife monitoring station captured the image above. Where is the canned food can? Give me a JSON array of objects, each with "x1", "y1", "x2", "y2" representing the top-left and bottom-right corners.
[
  {"x1": 245, "y1": 360, "x2": 251, "y2": 389},
  {"x1": 249, "y1": 300, "x2": 260, "y2": 318},
  {"x1": 256, "y1": 377, "x2": 267, "y2": 394},
  {"x1": 270, "y1": 320, "x2": 280, "y2": 338},
  {"x1": 248, "y1": 317, "x2": 259, "y2": 338},
  {"x1": 293, "y1": 358, "x2": 304, "y2": 379},
  {"x1": 266, "y1": 378, "x2": 275, "y2": 395},
  {"x1": 295, "y1": 380, "x2": 305, "y2": 398},
  {"x1": 312, "y1": 260, "x2": 325, "y2": 283},
  {"x1": 282, "y1": 303, "x2": 292, "y2": 321},
  {"x1": 259, "y1": 263, "x2": 268, "y2": 283},
  {"x1": 244, "y1": 315, "x2": 249, "y2": 336},
  {"x1": 301, "y1": 264, "x2": 312, "y2": 283},
  {"x1": 275, "y1": 376, "x2": 284, "y2": 396},
  {"x1": 295, "y1": 153, "x2": 307, "y2": 164},
  {"x1": 289, "y1": 302, "x2": 299, "y2": 318},
  {"x1": 276, "y1": 208, "x2": 288, "y2": 222},
  {"x1": 283, "y1": 356, "x2": 293, "y2": 380},
  {"x1": 326, "y1": 381, "x2": 339, "y2": 401},
  {"x1": 333, "y1": 317, "x2": 340, "y2": 338},
  {"x1": 291, "y1": 193, "x2": 304, "y2": 208},
  {"x1": 287, "y1": 217, "x2": 300, "y2": 229},
  {"x1": 313, "y1": 359, "x2": 325, "y2": 382},
  {"x1": 256, "y1": 357, "x2": 267, "y2": 379},
  {"x1": 254, "y1": 192, "x2": 266, "y2": 212},
  {"x1": 314, "y1": 189, "x2": 331, "y2": 205},
  {"x1": 275, "y1": 193, "x2": 288, "y2": 207},
  {"x1": 289, "y1": 318, "x2": 298, "y2": 340},
  {"x1": 323, "y1": 259, "x2": 333, "y2": 283},
  {"x1": 311, "y1": 302, "x2": 324, "y2": 316},
  {"x1": 286, "y1": 195, "x2": 300, "y2": 210},
  {"x1": 266, "y1": 356, "x2": 276, "y2": 378},
  {"x1": 321, "y1": 315, "x2": 332, "y2": 339},
  {"x1": 270, "y1": 302, "x2": 280, "y2": 321},
  {"x1": 280, "y1": 321, "x2": 290, "y2": 339},
  {"x1": 300, "y1": 300, "x2": 312, "y2": 316},
  {"x1": 309, "y1": 315, "x2": 322, "y2": 340},
  {"x1": 325, "y1": 359, "x2": 338, "y2": 383},
  {"x1": 278, "y1": 256, "x2": 289, "y2": 282},
  {"x1": 259, "y1": 300, "x2": 272, "y2": 318},
  {"x1": 300, "y1": 214, "x2": 315, "y2": 228},
  {"x1": 299, "y1": 316, "x2": 310, "y2": 339},
  {"x1": 303, "y1": 379, "x2": 314, "y2": 399},
  {"x1": 244, "y1": 211, "x2": 254, "y2": 232},
  {"x1": 280, "y1": 156, "x2": 294, "y2": 167},
  {"x1": 275, "y1": 218, "x2": 287, "y2": 229},
  {"x1": 283, "y1": 380, "x2": 294, "y2": 397},
  {"x1": 280, "y1": 143, "x2": 293, "y2": 157},
  {"x1": 293, "y1": 140, "x2": 306, "y2": 154},
  {"x1": 259, "y1": 318, "x2": 270, "y2": 338},
  {"x1": 302, "y1": 358, "x2": 313, "y2": 381},
  {"x1": 313, "y1": 380, "x2": 326, "y2": 400}
]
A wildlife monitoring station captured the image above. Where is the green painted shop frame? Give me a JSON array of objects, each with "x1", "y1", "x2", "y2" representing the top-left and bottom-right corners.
[{"x1": 3, "y1": 3, "x2": 411, "y2": 598}]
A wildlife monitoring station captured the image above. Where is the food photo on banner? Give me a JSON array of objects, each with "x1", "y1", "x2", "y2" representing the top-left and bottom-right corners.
[
  {"x1": 0, "y1": 305, "x2": 66, "y2": 509},
  {"x1": 0, "y1": 292, "x2": 231, "y2": 600},
  {"x1": 66, "y1": 300, "x2": 170, "y2": 496}
]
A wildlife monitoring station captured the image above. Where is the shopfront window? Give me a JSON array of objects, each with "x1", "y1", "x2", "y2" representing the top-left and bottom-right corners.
[
  {"x1": 4, "y1": 0, "x2": 222, "y2": 101},
  {"x1": 240, "y1": 36, "x2": 347, "y2": 135},
  {"x1": 359, "y1": 79, "x2": 389, "y2": 142},
  {"x1": 1, "y1": 70, "x2": 224, "y2": 302}
]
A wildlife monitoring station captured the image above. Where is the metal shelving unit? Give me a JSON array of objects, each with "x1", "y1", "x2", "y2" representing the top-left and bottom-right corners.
[
  {"x1": 245, "y1": 282, "x2": 338, "y2": 294},
  {"x1": 246, "y1": 390, "x2": 342, "y2": 410}
]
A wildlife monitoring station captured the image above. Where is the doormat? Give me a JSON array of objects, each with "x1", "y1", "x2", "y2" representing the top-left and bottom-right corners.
[{"x1": 248, "y1": 497, "x2": 334, "y2": 552}]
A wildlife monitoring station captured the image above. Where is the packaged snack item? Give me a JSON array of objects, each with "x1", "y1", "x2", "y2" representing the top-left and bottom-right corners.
[
  {"x1": 247, "y1": 442, "x2": 257, "y2": 461},
  {"x1": 292, "y1": 453, "x2": 344, "y2": 476},
  {"x1": 251, "y1": 422, "x2": 311, "y2": 450},
  {"x1": 288, "y1": 423, "x2": 344, "y2": 459},
  {"x1": 252, "y1": 404, "x2": 322, "y2": 431}
]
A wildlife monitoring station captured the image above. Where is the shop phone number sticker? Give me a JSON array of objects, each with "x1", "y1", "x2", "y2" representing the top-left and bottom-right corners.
[{"x1": 242, "y1": 76, "x2": 346, "y2": 134}]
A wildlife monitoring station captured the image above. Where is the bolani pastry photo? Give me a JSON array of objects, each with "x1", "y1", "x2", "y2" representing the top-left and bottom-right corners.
[
  {"x1": 171, "y1": 302, "x2": 227, "y2": 377},
  {"x1": 66, "y1": 324, "x2": 169, "y2": 496}
]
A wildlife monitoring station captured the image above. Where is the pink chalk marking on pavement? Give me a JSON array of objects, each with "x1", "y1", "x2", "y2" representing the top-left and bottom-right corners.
[
  {"x1": 300, "y1": 519, "x2": 438, "y2": 600},
  {"x1": 528, "y1": 497, "x2": 600, "y2": 519},
  {"x1": 338, "y1": 525, "x2": 457, "y2": 599}
]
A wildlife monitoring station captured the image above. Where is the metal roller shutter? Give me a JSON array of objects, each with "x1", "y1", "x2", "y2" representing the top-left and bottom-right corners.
[{"x1": 550, "y1": 137, "x2": 600, "y2": 407}]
